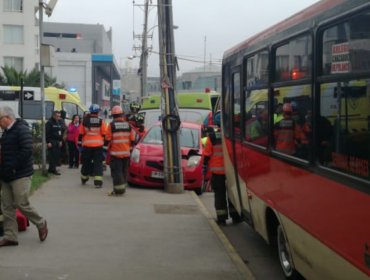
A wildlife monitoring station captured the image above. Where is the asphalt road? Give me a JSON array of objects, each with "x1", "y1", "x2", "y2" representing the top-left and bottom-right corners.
[{"x1": 199, "y1": 192, "x2": 286, "y2": 280}]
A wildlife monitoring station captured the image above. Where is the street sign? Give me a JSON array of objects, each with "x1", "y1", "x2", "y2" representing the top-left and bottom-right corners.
[
  {"x1": 112, "y1": 80, "x2": 121, "y2": 96},
  {"x1": 23, "y1": 91, "x2": 34, "y2": 100}
]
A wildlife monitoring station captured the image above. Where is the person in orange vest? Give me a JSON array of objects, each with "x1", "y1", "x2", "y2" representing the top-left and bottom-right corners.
[
  {"x1": 202, "y1": 112, "x2": 241, "y2": 225},
  {"x1": 105, "y1": 105, "x2": 135, "y2": 195},
  {"x1": 78, "y1": 104, "x2": 107, "y2": 188},
  {"x1": 274, "y1": 102, "x2": 306, "y2": 156}
]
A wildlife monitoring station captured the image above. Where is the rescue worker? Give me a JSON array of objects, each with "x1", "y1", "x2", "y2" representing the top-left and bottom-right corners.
[
  {"x1": 131, "y1": 114, "x2": 146, "y2": 142},
  {"x1": 127, "y1": 101, "x2": 141, "y2": 126},
  {"x1": 202, "y1": 112, "x2": 241, "y2": 225},
  {"x1": 105, "y1": 105, "x2": 135, "y2": 195},
  {"x1": 274, "y1": 103, "x2": 306, "y2": 156},
  {"x1": 45, "y1": 110, "x2": 64, "y2": 175},
  {"x1": 78, "y1": 104, "x2": 107, "y2": 188},
  {"x1": 273, "y1": 103, "x2": 284, "y2": 124}
]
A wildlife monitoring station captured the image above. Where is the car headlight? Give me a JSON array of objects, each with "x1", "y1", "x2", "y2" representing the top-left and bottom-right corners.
[
  {"x1": 131, "y1": 148, "x2": 140, "y2": 163},
  {"x1": 187, "y1": 155, "x2": 201, "y2": 167}
]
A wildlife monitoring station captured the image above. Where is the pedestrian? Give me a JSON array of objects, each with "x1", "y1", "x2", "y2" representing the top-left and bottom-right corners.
[
  {"x1": 67, "y1": 114, "x2": 81, "y2": 168},
  {"x1": 59, "y1": 110, "x2": 68, "y2": 165},
  {"x1": 45, "y1": 110, "x2": 64, "y2": 175},
  {"x1": 79, "y1": 104, "x2": 107, "y2": 188},
  {"x1": 202, "y1": 111, "x2": 241, "y2": 225},
  {"x1": 106, "y1": 106, "x2": 135, "y2": 195},
  {"x1": 0, "y1": 106, "x2": 48, "y2": 246}
]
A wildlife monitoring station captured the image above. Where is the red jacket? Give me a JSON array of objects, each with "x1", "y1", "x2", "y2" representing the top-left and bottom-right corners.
[{"x1": 67, "y1": 123, "x2": 80, "y2": 144}]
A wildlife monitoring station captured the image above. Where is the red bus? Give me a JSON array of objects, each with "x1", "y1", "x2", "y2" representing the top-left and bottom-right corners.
[{"x1": 221, "y1": 0, "x2": 370, "y2": 279}]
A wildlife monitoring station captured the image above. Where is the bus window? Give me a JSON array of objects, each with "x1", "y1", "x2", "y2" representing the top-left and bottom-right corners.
[
  {"x1": 223, "y1": 66, "x2": 232, "y2": 138},
  {"x1": 319, "y1": 80, "x2": 370, "y2": 180},
  {"x1": 272, "y1": 85, "x2": 312, "y2": 160},
  {"x1": 322, "y1": 11, "x2": 370, "y2": 75},
  {"x1": 244, "y1": 90, "x2": 268, "y2": 146},
  {"x1": 275, "y1": 34, "x2": 312, "y2": 82},
  {"x1": 244, "y1": 51, "x2": 269, "y2": 146},
  {"x1": 232, "y1": 72, "x2": 241, "y2": 135}
]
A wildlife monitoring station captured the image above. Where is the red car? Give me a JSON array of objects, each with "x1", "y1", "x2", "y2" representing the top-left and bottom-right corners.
[{"x1": 128, "y1": 122, "x2": 204, "y2": 194}]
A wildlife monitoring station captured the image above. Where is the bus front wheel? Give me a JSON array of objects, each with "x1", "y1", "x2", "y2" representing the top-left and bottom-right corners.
[{"x1": 277, "y1": 224, "x2": 300, "y2": 279}]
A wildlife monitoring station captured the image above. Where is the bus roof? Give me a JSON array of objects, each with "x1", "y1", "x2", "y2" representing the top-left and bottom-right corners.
[{"x1": 223, "y1": 0, "x2": 346, "y2": 59}]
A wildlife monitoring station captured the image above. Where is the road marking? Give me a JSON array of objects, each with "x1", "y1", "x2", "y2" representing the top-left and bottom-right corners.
[{"x1": 191, "y1": 191, "x2": 256, "y2": 280}]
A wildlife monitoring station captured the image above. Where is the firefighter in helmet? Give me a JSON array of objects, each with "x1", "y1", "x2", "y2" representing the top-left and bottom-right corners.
[
  {"x1": 105, "y1": 105, "x2": 135, "y2": 195},
  {"x1": 274, "y1": 102, "x2": 306, "y2": 156},
  {"x1": 131, "y1": 113, "x2": 146, "y2": 142},
  {"x1": 127, "y1": 101, "x2": 141, "y2": 125},
  {"x1": 202, "y1": 111, "x2": 241, "y2": 225},
  {"x1": 78, "y1": 104, "x2": 107, "y2": 188}
]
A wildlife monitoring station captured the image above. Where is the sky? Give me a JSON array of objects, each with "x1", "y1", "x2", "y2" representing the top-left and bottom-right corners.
[{"x1": 47, "y1": 0, "x2": 321, "y2": 76}]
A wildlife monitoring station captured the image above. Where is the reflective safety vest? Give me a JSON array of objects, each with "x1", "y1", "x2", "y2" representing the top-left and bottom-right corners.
[
  {"x1": 274, "y1": 118, "x2": 304, "y2": 155},
  {"x1": 203, "y1": 128, "x2": 225, "y2": 175},
  {"x1": 80, "y1": 115, "x2": 106, "y2": 147},
  {"x1": 106, "y1": 119, "x2": 135, "y2": 158}
]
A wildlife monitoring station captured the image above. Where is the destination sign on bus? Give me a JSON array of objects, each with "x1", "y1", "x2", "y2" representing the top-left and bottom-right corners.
[{"x1": 331, "y1": 42, "x2": 350, "y2": 74}]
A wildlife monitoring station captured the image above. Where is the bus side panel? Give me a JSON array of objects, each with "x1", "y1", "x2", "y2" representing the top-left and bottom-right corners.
[
  {"x1": 247, "y1": 191, "x2": 370, "y2": 280},
  {"x1": 239, "y1": 146, "x2": 370, "y2": 277}
]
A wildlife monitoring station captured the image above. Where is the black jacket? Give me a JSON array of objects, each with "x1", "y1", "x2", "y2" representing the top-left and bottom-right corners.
[
  {"x1": 0, "y1": 119, "x2": 33, "y2": 182},
  {"x1": 45, "y1": 117, "x2": 63, "y2": 143}
]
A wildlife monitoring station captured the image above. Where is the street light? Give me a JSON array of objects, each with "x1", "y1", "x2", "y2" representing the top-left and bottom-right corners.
[{"x1": 38, "y1": 0, "x2": 58, "y2": 176}]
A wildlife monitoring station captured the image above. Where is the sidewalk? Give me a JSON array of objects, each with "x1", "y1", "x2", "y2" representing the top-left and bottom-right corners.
[{"x1": 0, "y1": 166, "x2": 253, "y2": 280}]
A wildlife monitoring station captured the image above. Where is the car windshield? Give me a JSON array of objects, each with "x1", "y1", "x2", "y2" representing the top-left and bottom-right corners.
[
  {"x1": 142, "y1": 109, "x2": 210, "y2": 129},
  {"x1": 142, "y1": 126, "x2": 199, "y2": 148}
]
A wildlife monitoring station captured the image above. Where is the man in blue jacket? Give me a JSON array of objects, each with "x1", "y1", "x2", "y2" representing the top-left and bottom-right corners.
[{"x1": 0, "y1": 106, "x2": 48, "y2": 247}]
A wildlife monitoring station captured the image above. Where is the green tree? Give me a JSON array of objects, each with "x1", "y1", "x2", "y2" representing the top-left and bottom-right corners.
[{"x1": 0, "y1": 66, "x2": 57, "y2": 87}]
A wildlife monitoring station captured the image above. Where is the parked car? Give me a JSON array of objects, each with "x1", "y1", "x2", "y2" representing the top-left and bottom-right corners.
[
  {"x1": 140, "y1": 108, "x2": 210, "y2": 130},
  {"x1": 128, "y1": 122, "x2": 204, "y2": 194}
]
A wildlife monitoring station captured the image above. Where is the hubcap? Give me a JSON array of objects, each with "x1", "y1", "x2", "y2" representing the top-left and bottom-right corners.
[{"x1": 277, "y1": 225, "x2": 293, "y2": 277}]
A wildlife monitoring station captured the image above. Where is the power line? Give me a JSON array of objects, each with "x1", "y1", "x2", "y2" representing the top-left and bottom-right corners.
[{"x1": 149, "y1": 49, "x2": 222, "y2": 65}]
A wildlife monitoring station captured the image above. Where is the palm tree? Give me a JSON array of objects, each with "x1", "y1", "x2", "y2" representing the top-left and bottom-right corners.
[{"x1": 0, "y1": 66, "x2": 57, "y2": 87}]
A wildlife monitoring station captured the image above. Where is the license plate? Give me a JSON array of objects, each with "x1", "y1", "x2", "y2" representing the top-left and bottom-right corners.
[{"x1": 151, "y1": 171, "x2": 164, "y2": 179}]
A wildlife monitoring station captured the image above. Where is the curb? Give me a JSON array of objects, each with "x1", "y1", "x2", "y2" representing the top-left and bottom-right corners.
[{"x1": 191, "y1": 191, "x2": 256, "y2": 280}]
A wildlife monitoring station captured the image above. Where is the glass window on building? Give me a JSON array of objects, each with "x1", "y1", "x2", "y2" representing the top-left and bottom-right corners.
[
  {"x1": 275, "y1": 34, "x2": 312, "y2": 82},
  {"x1": 3, "y1": 0, "x2": 22, "y2": 12},
  {"x1": 3, "y1": 25, "x2": 24, "y2": 44},
  {"x1": 4, "y1": 56, "x2": 23, "y2": 72}
]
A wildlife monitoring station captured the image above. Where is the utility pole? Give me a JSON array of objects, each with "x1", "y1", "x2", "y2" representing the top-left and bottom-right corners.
[
  {"x1": 38, "y1": 0, "x2": 58, "y2": 176},
  {"x1": 140, "y1": 0, "x2": 149, "y2": 98},
  {"x1": 204, "y1": 36, "x2": 207, "y2": 72},
  {"x1": 157, "y1": 0, "x2": 183, "y2": 193},
  {"x1": 39, "y1": 0, "x2": 47, "y2": 176}
]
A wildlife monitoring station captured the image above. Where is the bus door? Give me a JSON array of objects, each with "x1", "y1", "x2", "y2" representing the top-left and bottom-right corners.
[{"x1": 222, "y1": 68, "x2": 250, "y2": 220}]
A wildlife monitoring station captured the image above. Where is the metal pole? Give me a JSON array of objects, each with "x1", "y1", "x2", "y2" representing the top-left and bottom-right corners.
[
  {"x1": 140, "y1": 0, "x2": 149, "y2": 98},
  {"x1": 39, "y1": 0, "x2": 47, "y2": 176},
  {"x1": 158, "y1": 0, "x2": 183, "y2": 193}
]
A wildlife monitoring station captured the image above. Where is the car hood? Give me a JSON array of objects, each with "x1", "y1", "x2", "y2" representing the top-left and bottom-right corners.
[{"x1": 137, "y1": 144, "x2": 201, "y2": 158}]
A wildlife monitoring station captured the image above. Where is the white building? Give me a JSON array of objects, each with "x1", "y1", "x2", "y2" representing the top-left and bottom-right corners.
[
  {"x1": 0, "y1": 0, "x2": 39, "y2": 72},
  {"x1": 43, "y1": 22, "x2": 120, "y2": 109}
]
